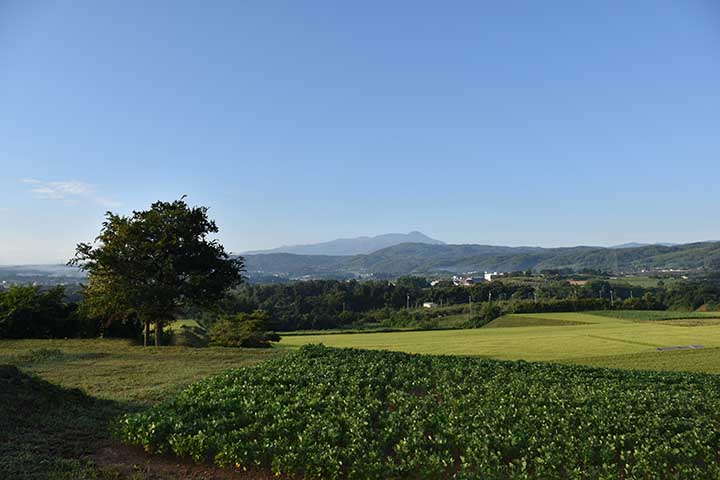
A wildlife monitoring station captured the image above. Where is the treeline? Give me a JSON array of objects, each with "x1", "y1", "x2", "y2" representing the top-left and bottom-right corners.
[
  {"x1": 0, "y1": 285, "x2": 141, "y2": 339},
  {"x1": 4, "y1": 275, "x2": 720, "y2": 338},
  {"x1": 201, "y1": 276, "x2": 720, "y2": 331}
]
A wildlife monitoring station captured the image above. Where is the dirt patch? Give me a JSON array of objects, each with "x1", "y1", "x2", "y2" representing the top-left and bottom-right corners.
[
  {"x1": 656, "y1": 345, "x2": 704, "y2": 352},
  {"x1": 88, "y1": 444, "x2": 282, "y2": 480}
]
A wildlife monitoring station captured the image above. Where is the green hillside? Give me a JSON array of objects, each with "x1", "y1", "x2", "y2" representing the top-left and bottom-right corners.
[{"x1": 244, "y1": 241, "x2": 720, "y2": 278}]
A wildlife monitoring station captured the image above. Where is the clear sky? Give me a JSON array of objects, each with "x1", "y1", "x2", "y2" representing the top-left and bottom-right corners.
[{"x1": 1, "y1": 1, "x2": 719, "y2": 264}]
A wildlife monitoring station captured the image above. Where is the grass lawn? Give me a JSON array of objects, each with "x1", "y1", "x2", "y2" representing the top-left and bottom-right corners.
[{"x1": 0, "y1": 339, "x2": 285, "y2": 479}]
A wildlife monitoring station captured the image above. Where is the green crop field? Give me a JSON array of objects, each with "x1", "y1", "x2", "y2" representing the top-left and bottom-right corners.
[
  {"x1": 117, "y1": 345, "x2": 720, "y2": 479},
  {"x1": 281, "y1": 311, "x2": 720, "y2": 370}
]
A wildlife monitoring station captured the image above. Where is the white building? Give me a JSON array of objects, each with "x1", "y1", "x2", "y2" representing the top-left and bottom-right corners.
[
  {"x1": 484, "y1": 271, "x2": 503, "y2": 282},
  {"x1": 422, "y1": 302, "x2": 438, "y2": 308}
]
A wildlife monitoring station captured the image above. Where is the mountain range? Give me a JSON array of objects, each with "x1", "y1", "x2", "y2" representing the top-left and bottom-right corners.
[
  {"x1": 244, "y1": 240, "x2": 720, "y2": 279},
  {"x1": 4, "y1": 234, "x2": 719, "y2": 284},
  {"x1": 610, "y1": 242, "x2": 678, "y2": 249}
]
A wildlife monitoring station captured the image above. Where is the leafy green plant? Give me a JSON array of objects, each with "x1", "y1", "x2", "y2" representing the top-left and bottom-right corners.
[{"x1": 116, "y1": 345, "x2": 720, "y2": 479}]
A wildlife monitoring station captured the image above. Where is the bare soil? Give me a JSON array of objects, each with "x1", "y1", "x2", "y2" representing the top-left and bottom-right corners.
[{"x1": 89, "y1": 444, "x2": 282, "y2": 480}]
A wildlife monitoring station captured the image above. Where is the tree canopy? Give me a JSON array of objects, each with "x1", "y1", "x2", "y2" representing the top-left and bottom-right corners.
[{"x1": 70, "y1": 198, "x2": 244, "y2": 346}]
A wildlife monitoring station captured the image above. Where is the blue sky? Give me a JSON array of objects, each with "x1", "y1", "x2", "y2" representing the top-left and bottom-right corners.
[{"x1": 1, "y1": 1, "x2": 719, "y2": 264}]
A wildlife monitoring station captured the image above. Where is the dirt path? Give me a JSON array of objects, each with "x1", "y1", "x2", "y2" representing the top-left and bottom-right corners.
[{"x1": 89, "y1": 444, "x2": 281, "y2": 480}]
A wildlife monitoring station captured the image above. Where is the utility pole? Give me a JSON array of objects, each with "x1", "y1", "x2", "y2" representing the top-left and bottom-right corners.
[
  {"x1": 468, "y1": 295, "x2": 472, "y2": 315},
  {"x1": 610, "y1": 290, "x2": 614, "y2": 307},
  {"x1": 406, "y1": 293, "x2": 410, "y2": 310},
  {"x1": 488, "y1": 292, "x2": 492, "y2": 302}
]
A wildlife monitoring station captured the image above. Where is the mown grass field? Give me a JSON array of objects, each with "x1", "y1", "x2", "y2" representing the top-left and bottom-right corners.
[
  {"x1": 0, "y1": 339, "x2": 285, "y2": 479},
  {"x1": 280, "y1": 310, "x2": 720, "y2": 370}
]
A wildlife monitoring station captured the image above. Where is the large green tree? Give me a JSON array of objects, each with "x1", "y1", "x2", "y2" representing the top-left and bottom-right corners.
[{"x1": 70, "y1": 198, "x2": 244, "y2": 346}]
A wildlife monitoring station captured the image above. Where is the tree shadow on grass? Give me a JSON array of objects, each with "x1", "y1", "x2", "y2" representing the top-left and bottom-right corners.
[
  {"x1": 0, "y1": 364, "x2": 144, "y2": 479},
  {"x1": 0, "y1": 365, "x2": 279, "y2": 480}
]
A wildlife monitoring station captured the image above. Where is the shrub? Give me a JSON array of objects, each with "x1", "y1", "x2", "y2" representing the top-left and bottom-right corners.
[
  {"x1": 507, "y1": 297, "x2": 609, "y2": 313},
  {"x1": 208, "y1": 310, "x2": 280, "y2": 348},
  {"x1": 467, "y1": 302, "x2": 503, "y2": 327}
]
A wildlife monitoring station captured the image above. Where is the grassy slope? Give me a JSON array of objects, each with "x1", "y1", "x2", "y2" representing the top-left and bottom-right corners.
[
  {"x1": 281, "y1": 311, "x2": 720, "y2": 367},
  {"x1": 0, "y1": 339, "x2": 284, "y2": 479},
  {"x1": 0, "y1": 365, "x2": 124, "y2": 480},
  {"x1": 0, "y1": 339, "x2": 281, "y2": 403},
  {"x1": 565, "y1": 347, "x2": 720, "y2": 374},
  {"x1": 484, "y1": 315, "x2": 586, "y2": 328}
]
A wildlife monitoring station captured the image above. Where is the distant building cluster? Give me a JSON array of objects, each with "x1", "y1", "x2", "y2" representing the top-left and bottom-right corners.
[{"x1": 451, "y1": 271, "x2": 505, "y2": 287}]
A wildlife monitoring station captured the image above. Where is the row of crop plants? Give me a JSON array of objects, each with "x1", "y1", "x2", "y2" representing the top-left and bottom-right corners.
[{"x1": 117, "y1": 345, "x2": 720, "y2": 479}]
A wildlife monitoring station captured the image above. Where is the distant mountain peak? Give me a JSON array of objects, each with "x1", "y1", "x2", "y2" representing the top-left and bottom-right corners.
[
  {"x1": 244, "y1": 231, "x2": 445, "y2": 256},
  {"x1": 610, "y1": 242, "x2": 678, "y2": 249}
]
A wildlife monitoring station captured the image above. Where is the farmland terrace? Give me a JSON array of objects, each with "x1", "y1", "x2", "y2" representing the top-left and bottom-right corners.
[{"x1": 281, "y1": 310, "x2": 720, "y2": 372}]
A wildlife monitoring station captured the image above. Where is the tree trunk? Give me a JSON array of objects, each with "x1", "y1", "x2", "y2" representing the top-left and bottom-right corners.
[
  {"x1": 144, "y1": 319, "x2": 149, "y2": 347},
  {"x1": 155, "y1": 320, "x2": 161, "y2": 347}
]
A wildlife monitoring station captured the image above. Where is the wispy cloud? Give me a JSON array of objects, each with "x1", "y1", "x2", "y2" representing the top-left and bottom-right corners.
[{"x1": 22, "y1": 178, "x2": 122, "y2": 208}]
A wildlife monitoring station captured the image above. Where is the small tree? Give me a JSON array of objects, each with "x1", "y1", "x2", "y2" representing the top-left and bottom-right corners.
[
  {"x1": 70, "y1": 198, "x2": 244, "y2": 346},
  {"x1": 467, "y1": 302, "x2": 503, "y2": 328},
  {"x1": 208, "y1": 310, "x2": 280, "y2": 348}
]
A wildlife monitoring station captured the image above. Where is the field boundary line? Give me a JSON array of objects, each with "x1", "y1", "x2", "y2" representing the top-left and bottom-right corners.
[{"x1": 586, "y1": 334, "x2": 661, "y2": 348}]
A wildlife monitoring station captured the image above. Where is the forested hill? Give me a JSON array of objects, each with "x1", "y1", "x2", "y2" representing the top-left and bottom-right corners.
[{"x1": 244, "y1": 241, "x2": 720, "y2": 279}]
